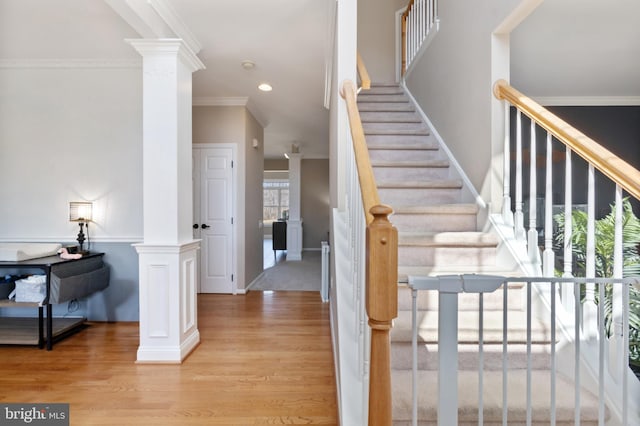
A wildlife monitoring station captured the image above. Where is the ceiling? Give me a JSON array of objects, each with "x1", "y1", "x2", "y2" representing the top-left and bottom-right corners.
[{"x1": 0, "y1": 0, "x2": 331, "y2": 159}]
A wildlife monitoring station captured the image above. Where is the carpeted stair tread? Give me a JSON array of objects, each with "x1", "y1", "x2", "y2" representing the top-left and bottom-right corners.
[
  {"x1": 358, "y1": 102, "x2": 416, "y2": 112},
  {"x1": 377, "y1": 179, "x2": 462, "y2": 189},
  {"x1": 391, "y1": 309, "x2": 554, "y2": 344},
  {"x1": 393, "y1": 203, "x2": 479, "y2": 215},
  {"x1": 398, "y1": 231, "x2": 499, "y2": 247},
  {"x1": 391, "y1": 369, "x2": 606, "y2": 425},
  {"x1": 397, "y1": 266, "x2": 522, "y2": 283},
  {"x1": 363, "y1": 85, "x2": 405, "y2": 95},
  {"x1": 368, "y1": 142, "x2": 439, "y2": 152},
  {"x1": 360, "y1": 111, "x2": 422, "y2": 123},
  {"x1": 372, "y1": 160, "x2": 450, "y2": 168},
  {"x1": 391, "y1": 342, "x2": 553, "y2": 371}
]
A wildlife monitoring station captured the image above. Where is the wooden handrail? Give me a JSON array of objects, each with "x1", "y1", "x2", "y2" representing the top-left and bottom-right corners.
[
  {"x1": 494, "y1": 79, "x2": 640, "y2": 201},
  {"x1": 340, "y1": 78, "x2": 398, "y2": 426},
  {"x1": 340, "y1": 79, "x2": 380, "y2": 224},
  {"x1": 357, "y1": 52, "x2": 371, "y2": 90}
]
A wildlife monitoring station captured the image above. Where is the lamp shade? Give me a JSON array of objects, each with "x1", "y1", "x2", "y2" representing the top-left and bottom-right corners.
[{"x1": 69, "y1": 202, "x2": 93, "y2": 222}]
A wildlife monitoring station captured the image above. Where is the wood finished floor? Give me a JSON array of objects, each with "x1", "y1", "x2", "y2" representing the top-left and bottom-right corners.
[{"x1": 0, "y1": 291, "x2": 338, "y2": 425}]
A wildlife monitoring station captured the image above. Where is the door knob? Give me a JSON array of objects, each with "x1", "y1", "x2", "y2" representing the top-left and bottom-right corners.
[
  {"x1": 201, "y1": 224, "x2": 210, "y2": 229},
  {"x1": 193, "y1": 224, "x2": 199, "y2": 229}
]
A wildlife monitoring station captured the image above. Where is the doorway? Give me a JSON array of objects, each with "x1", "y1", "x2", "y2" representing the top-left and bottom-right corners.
[
  {"x1": 263, "y1": 168, "x2": 289, "y2": 269},
  {"x1": 193, "y1": 144, "x2": 237, "y2": 293}
]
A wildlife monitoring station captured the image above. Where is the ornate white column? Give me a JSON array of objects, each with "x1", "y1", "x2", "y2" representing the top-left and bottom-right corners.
[
  {"x1": 129, "y1": 39, "x2": 204, "y2": 363},
  {"x1": 286, "y1": 153, "x2": 303, "y2": 261}
]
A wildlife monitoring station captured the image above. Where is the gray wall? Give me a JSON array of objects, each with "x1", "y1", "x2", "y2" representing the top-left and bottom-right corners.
[
  {"x1": 547, "y1": 106, "x2": 640, "y2": 216},
  {"x1": 263, "y1": 159, "x2": 330, "y2": 250},
  {"x1": 193, "y1": 105, "x2": 265, "y2": 290},
  {"x1": 301, "y1": 159, "x2": 330, "y2": 249},
  {"x1": 0, "y1": 242, "x2": 139, "y2": 321}
]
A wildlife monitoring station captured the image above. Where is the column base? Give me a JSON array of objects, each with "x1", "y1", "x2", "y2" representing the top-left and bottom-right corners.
[
  {"x1": 136, "y1": 329, "x2": 200, "y2": 364},
  {"x1": 134, "y1": 240, "x2": 200, "y2": 363},
  {"x1": 286, "y1": 219, "x2": 303, "y2": 261}
]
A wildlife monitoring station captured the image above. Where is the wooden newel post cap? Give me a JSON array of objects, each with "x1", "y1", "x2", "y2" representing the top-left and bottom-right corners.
[{"x1": 365, "y1": 204, "x2": 398, "y2": 322}]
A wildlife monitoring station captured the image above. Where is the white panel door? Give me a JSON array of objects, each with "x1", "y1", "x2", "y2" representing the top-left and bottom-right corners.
[{"x1": 195, "y1": 147, "x2": 235, "y2": 293}]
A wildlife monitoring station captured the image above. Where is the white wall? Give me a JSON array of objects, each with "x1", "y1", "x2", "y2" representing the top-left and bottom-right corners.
[
  {"x1": 357, "y1": 0, "x2": 408, "y2": 83},
  {"x1": 0, "y1": 66, "x2": 142, "y2": 241},
  {"x1": 511, "y1": 0, "x2": 640, "y2": 101},
  {"x1": 0, "y1": 65, "x2": 143, "y2": 321},
  {"x1": 404, "y1": 0, "x2": 524, "y2": 209}
]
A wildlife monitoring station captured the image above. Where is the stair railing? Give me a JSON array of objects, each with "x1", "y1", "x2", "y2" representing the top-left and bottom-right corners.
[
  {"x1": 402, "y1": 0, "x2": 439, "y2": 75},
  {"x1": 408, "y1": 274, "x2": 639, "y2": 425},
  {"x1": 493, "y1": 79, "x2": 640, "y2": 420},
  {"x1": 340, "y1": 79, "x2": 399, "y2": 426}
]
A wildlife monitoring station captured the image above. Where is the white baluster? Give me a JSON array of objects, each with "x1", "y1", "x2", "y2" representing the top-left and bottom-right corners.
[
  {"x1": 543, "y1": 132, "x2": 555, "y2": 277},
  {"x1": 528, "y1": 120, "x2": 541, "y2": 266},
  {"x1": 609, "y1": 186, "x2": 624, "y2": 382},
  {"x1": 502, "y1": 103, "x2": 514, "y2": 227},
  {"x1": 562, "y1": 148, "x2": 574, "y2": 314},
  {"x1": 584, "y1": 165, "x2": 597, "y2": 339},
  {"x1": 418, "y1": 0, "x2": 423, "y2": 45},
  {"x1": 514, "y1": 110, "x2": 525, "y2": 240}
]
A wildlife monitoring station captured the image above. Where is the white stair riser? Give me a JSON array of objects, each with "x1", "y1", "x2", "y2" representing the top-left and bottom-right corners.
[
  {"x1": 366, "y1": 134, "x2": 434, "y2": 145},
  {"x1": 357, "y1": 94, "x2": 408, "y2": 102},
  {"x1": 391, "y1": 213, "x2": 477, "y2": 233},
  {"x1": 391, "y1": 343, "x2": 552, "y2": 371},
  {"x1": 364, "y1": 122, "x2": 429, "y2": 134},
  {"x1": 397, "y1": 287, "x2": 525, "y2": 311},
  {"x1": 398, "y1": 245, "x2": 497, "y2": 267},
  {"x1": 374, "y1": 166, "x2": 450, "y2": 182},
  {"x1": 358, "y1": 102, "x2": 415, "y2": 112},
  {"x1": 379, "y1": 188, "x2": 461, "y2": 206},
  {"x1": 360, "y1": 111, "x2": 421, "y2": 123},
  {"x1": 369, "y1": 149, "x2": 441, "y2": 162}
]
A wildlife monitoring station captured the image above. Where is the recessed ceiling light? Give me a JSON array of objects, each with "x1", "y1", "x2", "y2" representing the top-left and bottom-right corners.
[
  {"x1": 258, "y1": 83, "x2": 273, "y2": 92},
  {"x1": 241, "y1": 60, "x2": 255, "y2": 70}
]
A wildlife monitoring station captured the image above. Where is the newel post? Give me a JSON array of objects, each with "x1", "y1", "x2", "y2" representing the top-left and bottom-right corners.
[{"x1": 366, "y1": 205, "x2": 398, "y2": 426}]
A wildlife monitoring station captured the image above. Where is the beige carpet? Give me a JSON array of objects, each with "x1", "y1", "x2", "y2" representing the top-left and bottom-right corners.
[{"x1": 250, "y1": 251, "x2": 321, "y2": 291}]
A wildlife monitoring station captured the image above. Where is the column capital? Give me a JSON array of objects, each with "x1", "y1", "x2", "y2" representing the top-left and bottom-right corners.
[{"x1": 127, "y1": 38, "x2": 205, "y2": 72}]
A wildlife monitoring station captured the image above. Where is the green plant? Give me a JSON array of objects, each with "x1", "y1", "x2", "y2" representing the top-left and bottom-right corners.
[{"x1": 554, "y1": 198, "x2": 640, "y2": 367}]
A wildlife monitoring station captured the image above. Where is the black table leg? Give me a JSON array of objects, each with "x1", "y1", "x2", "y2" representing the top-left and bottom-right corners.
[
  {"x1": 46, "y1": 303, "x2": 53, "y2": 350},
  {"x1": 38, "y1": 306, "x2": 44, "y2": 349}
]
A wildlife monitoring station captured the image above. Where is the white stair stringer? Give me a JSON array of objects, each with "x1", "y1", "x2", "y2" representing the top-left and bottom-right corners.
[{"x1": 356, "y1": 83, "x2": 604, "y2": 425}]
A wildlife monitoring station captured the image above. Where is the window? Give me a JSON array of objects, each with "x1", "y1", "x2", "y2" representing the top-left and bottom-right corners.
[{"x1": 263, "y1": 180, "x2": 289, "y2": 222}]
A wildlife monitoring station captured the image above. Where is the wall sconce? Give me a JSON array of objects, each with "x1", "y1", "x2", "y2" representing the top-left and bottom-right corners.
[{"x1": 69, "y1": 201, "x2": 93, "y2": 253}]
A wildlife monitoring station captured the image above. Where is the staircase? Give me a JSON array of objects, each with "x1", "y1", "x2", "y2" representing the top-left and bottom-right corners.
[{"x1": 357, "y1": 83, "x2": 605, "y2": 425}]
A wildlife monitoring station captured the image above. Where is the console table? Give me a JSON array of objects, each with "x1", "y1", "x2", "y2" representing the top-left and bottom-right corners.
[{"x1": 0, "y1": 252, "x2": 107, "y2": 350}]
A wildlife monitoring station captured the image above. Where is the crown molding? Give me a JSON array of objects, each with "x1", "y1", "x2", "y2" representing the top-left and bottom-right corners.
[
  {"x1": 533, "y1": 95, "x2": 640, "y2": 107},
  {"x1": 127, "y1": 39, "x2": 205, "y2": 71},
  {"x1": 149, "y1": 0, "x2": 202, "y2": 54},
  {"x1": 106, "y1": 0, "x2": 202, "y2": 55},
  {"x1": 0, "y1": 58, "x2": 141, "y2": 69}
]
